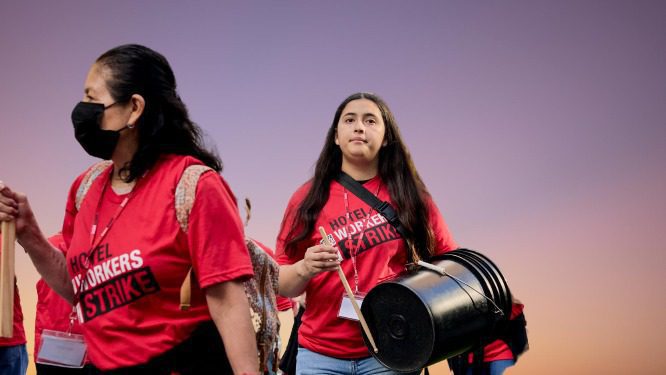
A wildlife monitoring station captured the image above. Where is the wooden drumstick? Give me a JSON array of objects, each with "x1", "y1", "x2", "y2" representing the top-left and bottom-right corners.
[
  {"x1": 319, "y1": 227, "x2": 378, "y2": 353},
  {"x1": 0, "y1": 221, "x2": 16, "y2": 338}
]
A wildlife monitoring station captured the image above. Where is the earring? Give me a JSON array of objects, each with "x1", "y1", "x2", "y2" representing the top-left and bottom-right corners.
[{"x1": 127, "y1": 123, "x2": 135, "y2": 129}]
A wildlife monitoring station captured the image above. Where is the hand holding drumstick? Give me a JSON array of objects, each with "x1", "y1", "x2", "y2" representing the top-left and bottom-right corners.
[{"x1": 318, "y1": 227, "x2": 378, "y2": 353}]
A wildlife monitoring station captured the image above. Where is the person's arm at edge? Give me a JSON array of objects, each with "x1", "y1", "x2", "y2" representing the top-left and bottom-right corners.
[
  {"x1": 278, "y1": 244, "x2": 340, "y2": 298},
  {"x1": 22, "y1": 229, "x2": 73, "y2": 302},
  {"x1": 0, "y1": 183, "x2": 73, "y2": 302}
]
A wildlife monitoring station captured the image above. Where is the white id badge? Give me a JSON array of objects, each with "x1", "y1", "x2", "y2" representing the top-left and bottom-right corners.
[
  {"x1": 338, "y1": 293, "x2": 365, "y2": 321},
  {"x1": 36, "y1": 330, "x2": 87, "y2": 368}
]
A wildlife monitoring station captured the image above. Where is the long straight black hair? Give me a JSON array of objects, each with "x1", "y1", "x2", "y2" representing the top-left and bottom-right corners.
[
  {"x1": 96, "y1": 44, "x2": 222, "y2": 181},
  {"x1": 283, "y1": 92, "x2": 436, "y2": 262}
]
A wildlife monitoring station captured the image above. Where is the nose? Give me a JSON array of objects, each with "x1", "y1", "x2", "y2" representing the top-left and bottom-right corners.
[{"x1": 353, "y1": 120, "x2": 365, "y2": 133}]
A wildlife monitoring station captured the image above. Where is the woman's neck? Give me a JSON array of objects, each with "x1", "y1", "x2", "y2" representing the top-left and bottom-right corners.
[
  {"x1": 111, "y1": 133, "x2": 139, "y2": 181},
  {"x1": 111, "y1": 157, "x2": 131, "y2": 183},
  {"x1": 110, "y1": 168, "x2": 135, "y2": 192},
  {"x1": 341, "y1": 160, "x2": 378, "y2": 181}
]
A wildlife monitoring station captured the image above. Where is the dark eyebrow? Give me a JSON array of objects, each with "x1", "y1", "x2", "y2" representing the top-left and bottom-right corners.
[{"x1": 342, "y1": 112, "x2": 378, "y2": 118}]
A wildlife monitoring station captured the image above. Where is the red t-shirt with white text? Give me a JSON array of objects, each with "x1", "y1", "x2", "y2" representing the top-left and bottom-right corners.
[
  {"x1": 62, "y1": 155, "x2": 253, "y2": 370},
  {"x1": 276, "y1": 177, "x2": 457, "y2": 358}
]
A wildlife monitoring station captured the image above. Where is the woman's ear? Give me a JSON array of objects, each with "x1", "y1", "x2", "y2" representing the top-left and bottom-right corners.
[{"x1": 127, "y1": 94, "x2": 145, "y2": 127}]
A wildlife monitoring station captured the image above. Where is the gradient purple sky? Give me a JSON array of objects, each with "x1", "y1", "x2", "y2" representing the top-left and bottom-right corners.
[{"x1": 1, "y1": 1, "x2": 665, "y2": 374}]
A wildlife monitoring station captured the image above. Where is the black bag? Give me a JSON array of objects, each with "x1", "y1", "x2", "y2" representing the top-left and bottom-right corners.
[
  {"x1": 93, "y1": 321, "x2": 233, "y2": 375},
  {"x1": 278, "y1": 305, "x2": 305, "y2": 375},
  {"x1": 447, "y1": 312, "x2": 529, "y2": 375}
]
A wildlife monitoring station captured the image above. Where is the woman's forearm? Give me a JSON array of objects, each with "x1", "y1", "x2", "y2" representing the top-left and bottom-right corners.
[
  {"x1": 20, "y1": 227, "x2": 73, "y2": 302},
  {"x1": 279, "y1": 244, "x2": 341, "y2": 297},
  {"x1": 206, "y1": 280, "x2": 260, "y2": 375},
  {"x1": 278, "y1": 261, "x2": 311, "y2": 298}
]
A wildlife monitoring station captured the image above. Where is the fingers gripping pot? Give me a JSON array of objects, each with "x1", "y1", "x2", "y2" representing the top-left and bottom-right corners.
[{"x1": 360, "y1": 249, "x2": 513, "y2": 372}]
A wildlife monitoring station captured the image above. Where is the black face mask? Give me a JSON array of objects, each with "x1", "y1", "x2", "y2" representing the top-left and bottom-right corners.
[{"x1": 71, "y1": 101, "x2": 129, "y2": 160}]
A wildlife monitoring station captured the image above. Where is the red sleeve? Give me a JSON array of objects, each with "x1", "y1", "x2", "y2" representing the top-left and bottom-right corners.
[
  {"x1": 276, "y1": 296, "x2": 294, "y2": 312},
  {"x1": 426, "y1": 196, "x2": 458, "y2": 255},
  {"x1": 275, "y1": 183, "x2": 310, "y2": 266},
  {"x1": 187, "y1": 172, "x2": 254, "y2": 289}
]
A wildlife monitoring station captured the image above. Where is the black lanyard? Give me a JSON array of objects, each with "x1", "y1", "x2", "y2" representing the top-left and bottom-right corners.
[{"x1": 341, "y1": 181, "x2": 380, "y2": 294}]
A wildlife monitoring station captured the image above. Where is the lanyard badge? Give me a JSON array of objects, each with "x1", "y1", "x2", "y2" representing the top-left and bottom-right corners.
[
  {"x1": 36, "y1": 308, "x2": 87, "y2": 368},
  {"x1": 338, "y1": 292, "x2": 367, "y2": 321}
]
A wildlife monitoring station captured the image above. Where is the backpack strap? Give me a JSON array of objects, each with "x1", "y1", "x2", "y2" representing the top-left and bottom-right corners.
[
  {"x1": 75, "y1": 160, "x2": 113, "y2": 211},
  {"x1": 174, "y1": 165, "x2": 214, "y2": 233},
  {"x1": 175, "y1": 164, "x2": 214, "y2": 310}
]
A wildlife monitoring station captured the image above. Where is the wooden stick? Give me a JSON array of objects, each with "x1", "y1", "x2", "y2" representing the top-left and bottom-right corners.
[
  {"x1": 0, "y1": 221, "x2": 16, "y2": 338},
  {"x1": 319, "y1": 227, "x2": 378, "y2": 353},
  {"x1": 179, "y1": 268, "x2": 192, "y2": 311}
]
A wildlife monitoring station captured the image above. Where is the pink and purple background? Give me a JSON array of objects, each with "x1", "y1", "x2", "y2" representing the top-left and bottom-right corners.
[{"x1": 1, "y1": 1, "x2": 665, "y2": 374}]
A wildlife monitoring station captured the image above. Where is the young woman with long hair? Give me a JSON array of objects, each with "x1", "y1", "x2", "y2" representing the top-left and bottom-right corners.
[{"x1": 276, "y1": 92, "x2": 458, "y2": 374}]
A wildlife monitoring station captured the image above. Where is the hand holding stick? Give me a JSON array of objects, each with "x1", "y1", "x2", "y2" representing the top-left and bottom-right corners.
[
  {"x1": 318, "y1": 227, "x2": 378, "y2": 353},
  {"x1": 0, "y1": 220, "x2": 16, "y2": 338}
]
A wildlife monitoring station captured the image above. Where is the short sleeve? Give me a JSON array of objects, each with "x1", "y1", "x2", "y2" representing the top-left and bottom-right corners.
[
  {"x1": 275, "y1": 185, "x2": 309, "y2": 266},
  {"x1": 426, "y1": 197, "x2": 458, "y2": 256},
  {"x1": 186, "y1": 172, "x2": 254, "y2": 289}
]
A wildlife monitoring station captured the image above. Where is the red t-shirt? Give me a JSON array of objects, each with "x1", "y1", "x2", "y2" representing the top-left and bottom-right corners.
[
  {"x1": 276, "y1": 177, "x2": 457, "y2": 358},
  {"x1": 34, "y1": 233, "x2": 84, "y2": 359},
  {"x1": 62, "y1": 155, "x2": 253, "y2": 370},
  {"x1": 0, "y1": 281, "x2": 26, "y2": 347}
]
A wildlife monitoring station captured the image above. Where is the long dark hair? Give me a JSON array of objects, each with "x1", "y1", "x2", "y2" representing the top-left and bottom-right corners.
[
  {"x1": 284, "y1": 92, "x2": 435, "y2": 262},
  {"x1": 96, "y1": 44, "x2": 222, "y2": 181}
]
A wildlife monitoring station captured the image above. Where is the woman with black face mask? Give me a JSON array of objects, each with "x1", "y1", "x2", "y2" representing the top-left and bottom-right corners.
[{"x1": 0, "y1": 44, "x2": 261, "y2": 374}]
